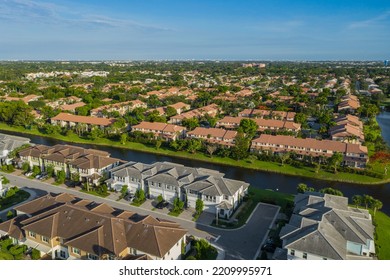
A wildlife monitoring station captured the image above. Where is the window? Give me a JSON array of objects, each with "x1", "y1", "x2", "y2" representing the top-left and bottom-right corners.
[
  {"x1": 60, "y1": 251, "x2": 66, "y2": 259},
  {"x1": 224, "y1": 195, "x2": 229, "y2": 200},
  {"x1": 303, "y1": 252, "x2": 307, "y2": 259},
  {"x1": 41, "y1": 236, "x2": 49, "y2": 243},
  {"x1": 29, "y1": 231, "x2": 36, "y2": 238},
  {"x1": 72, "y1": 247, "x2": 80, "y2": 255},
  {"x1": 290, "y1": 249, "x2": 295, "y2": 256},
  {"x1": 87, "y1": 253, "x2": 98, "y2": 260}
]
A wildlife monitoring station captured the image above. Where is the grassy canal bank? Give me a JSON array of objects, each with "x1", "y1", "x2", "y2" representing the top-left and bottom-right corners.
[{"x1": 0, "y1": 123, "x2": 389, "y2": 185}]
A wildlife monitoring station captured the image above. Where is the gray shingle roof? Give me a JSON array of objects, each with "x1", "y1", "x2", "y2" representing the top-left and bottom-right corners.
[{"x1": 281, "y1": 192, "x2": 375, "y2": 260}]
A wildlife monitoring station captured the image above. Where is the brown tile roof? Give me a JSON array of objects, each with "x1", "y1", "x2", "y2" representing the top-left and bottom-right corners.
[
  {"x1": 52, "y1": 113, "x2": 115, "y2": 126},
  {"x1": 170, "y1": 103, "x2": 220, "y2": 120},
  {"x1": 60, "y1": 102, "x2": 86, "y2": 111},
  {"x1": 252, "y1": 134, "x2": 368, "y2": 155},
  {"x1": 0, "y1": 215, "x2": 26, "y2": 240},
  {"x1": 170, "y1": 102, "x2": 190, "y2": 110},
  {"x1": 4, "y1": 194, "x2": 187, "y2": 258},
  {"x1": 132, "y1": 121, "x2": 185, "y2": 134},
  {"x1": 187, "y1": 127, "x2": 236, "y2": 140},
  {"x1": 216, "y1": 116, "x2": 300, "y2": 131}
]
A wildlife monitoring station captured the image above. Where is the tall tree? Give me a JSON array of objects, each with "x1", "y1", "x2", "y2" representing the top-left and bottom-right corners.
[
  {"x1": 239, "y1": 118, "x2": 258, "y2": 139},
  {"x1": 371, "y1": 199, "x2": 383, "y2": 216},
  {"x1": 352, "y1": 195, "x2": 362, "y2": 208},
  {"x1": 328, "y1": 152, "x2": 343, "y2": 173},
  {"x1": 231, "y1": 131, "x2": 249, "y2": 160}
]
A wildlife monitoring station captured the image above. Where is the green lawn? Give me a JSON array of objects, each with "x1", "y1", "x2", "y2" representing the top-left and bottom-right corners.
[
  {"x1": 1, "y1": 122, "x2": 389, "y2": 184},
  {"x1": 373, "y1": 211, "x2": 390, "y2": 260},
  {"x1": 212, "y1": 187, "x2": 294, "y2": 228},
  {"x1": 0, "y1": 189, "x2": 30, "y2": 211}
]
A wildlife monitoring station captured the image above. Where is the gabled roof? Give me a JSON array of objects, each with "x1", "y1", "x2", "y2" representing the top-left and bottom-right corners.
[
  {"x1": 281, "y1": 192, "x2": 375, "y2": 260},
  {"x1": 1, "y1": 194, "x2": 187, "y2": 259}
]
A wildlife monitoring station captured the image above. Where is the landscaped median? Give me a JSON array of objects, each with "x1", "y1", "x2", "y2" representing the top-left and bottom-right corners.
[
  {"x1": 211, "y1": 187, "x2": 294, "y2": 229},
  {"x1": 0, "y1": 187, "x2": 30, "y2": 213},
  {"x1": 0, "y1": 123, "x2": 389, "y2": 185}
]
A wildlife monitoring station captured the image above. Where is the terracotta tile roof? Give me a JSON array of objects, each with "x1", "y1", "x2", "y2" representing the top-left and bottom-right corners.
[
  {"x1": 132, "y1": 121, "x2": 185, "y2": 134},
  {"x1": 252, "y1": 134, "x2": 368, "y2": 156},
  {"x1": 170, "y1": 103, "x2": 220, "y2": 121},
  {"x1": 52, "y1": 113, "x2": 115, "y2": 126},
  {"x1": 187, "y1": 127, "x2": 237, "y2": 141},
  {"x1": 216, "y1": 116, "x2": 300, "y2": 131},
  {"x1": 60, "y1": 102, "x2": 86, "y2": 111}
]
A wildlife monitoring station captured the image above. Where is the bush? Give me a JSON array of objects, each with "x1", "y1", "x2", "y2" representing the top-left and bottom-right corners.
[
  {"x1": 7, "y1": 165, "x2": 14, "y2": 172},
  {"x1": 156, "y1": 194, "x2": 163, "y2": 203},
  {"x1": 1, "y1": 238, "x2": 13, "y2": 252},
  {"x1": 31, "y1": 249, "x2": 41, "y2": 260},
  {"x1": 6, "y1": 210, "x2": 14, "y2": 220},
  {"x1": 1, "y1": 176, "x2": 10, "y2": 185}
]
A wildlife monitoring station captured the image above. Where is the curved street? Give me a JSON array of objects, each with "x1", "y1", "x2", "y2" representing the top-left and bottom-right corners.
[{"x1": 0, "y1": 171, "x2": 279, "y2": 260}]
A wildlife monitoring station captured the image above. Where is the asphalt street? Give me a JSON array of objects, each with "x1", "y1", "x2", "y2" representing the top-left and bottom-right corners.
[{"x1": 1, "y1": 171, "x2": 279, "y2": 260}]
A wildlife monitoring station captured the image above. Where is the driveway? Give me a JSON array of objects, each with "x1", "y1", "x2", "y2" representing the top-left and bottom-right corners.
[{"x1": 0, "y1": 171, "x2": 280, "y2": 260}]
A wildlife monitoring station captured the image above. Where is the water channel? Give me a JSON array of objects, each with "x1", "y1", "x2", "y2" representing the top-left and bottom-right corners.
[{"x1": 3, "y1": 127, "x2": 390, "y2": 215}]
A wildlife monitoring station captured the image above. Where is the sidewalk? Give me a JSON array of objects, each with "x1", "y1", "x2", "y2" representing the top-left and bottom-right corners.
[{"x1": 0, "y1": 187, "x2": 37, "y2": 220}]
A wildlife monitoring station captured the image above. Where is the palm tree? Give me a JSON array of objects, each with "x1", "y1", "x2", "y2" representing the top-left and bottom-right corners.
[
  {"x1": 371, "y1": 199, "x2": 383, "y2": 216},
  {"x1": 352, "y1": 195, "x2": 362, "y2": 208},
  {"x1": 363, "y1": 194, "x2": 374, "y2": 209}
]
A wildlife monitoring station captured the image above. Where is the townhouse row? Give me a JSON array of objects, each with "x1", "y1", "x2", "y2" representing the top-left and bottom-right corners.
[
  {"x1": 107, "y1": 161, "x2": 249, "y2": 219},
  {"x1": 251, "y1": 134, "x2": 368, "y2": 168},
  {"x1": 16, "y1": 144, "x2": 249, "y2": 219}
]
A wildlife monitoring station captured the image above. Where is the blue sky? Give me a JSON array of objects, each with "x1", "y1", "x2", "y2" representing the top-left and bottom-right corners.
[{"x1": 1, "y1": 0, "x2": 389, "y2": 60}]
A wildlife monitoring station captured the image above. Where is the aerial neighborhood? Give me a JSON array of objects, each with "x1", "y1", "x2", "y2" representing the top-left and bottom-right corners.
[{"x1": 0, "y1": 60, "x2": 389, "y2": 261}]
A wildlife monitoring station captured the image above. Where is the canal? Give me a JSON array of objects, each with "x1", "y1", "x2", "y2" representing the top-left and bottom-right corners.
[{"x1": 3, "y1": 129, "x2": 390, "y2": 215}]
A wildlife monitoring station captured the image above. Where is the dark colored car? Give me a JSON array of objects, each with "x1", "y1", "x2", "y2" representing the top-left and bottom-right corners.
[
  {"x1": 156, "y1": 201, "x2": 169, "y2": 209},
  {"x1": 123, "y1": 194, "x2": 134, "y2": 201}
]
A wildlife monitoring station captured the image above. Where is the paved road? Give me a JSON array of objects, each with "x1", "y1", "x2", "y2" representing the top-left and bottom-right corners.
[{"x1": 1, "y1": 172, "x2": 279, "y2": 260}]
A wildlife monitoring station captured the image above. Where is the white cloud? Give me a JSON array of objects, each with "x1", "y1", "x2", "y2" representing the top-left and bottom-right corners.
[
  {"x1": 0, "y1": 0, "x2": 169, "y2": 31},
  {"x1": 347, "y1": 11, "x2": 390, "y2": 29}
]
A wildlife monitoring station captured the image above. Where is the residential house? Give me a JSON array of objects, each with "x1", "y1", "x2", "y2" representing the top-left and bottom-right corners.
[
  {"x1": 169, "y1": 104, "x2": 220, "y2": 124},
  {"x1": 329, "y1": 114, "x2": 364, "y2": 144},
  {"x1": 131, "y1": 121, "x2": 186, "y2": 141},
  {"x1": 0, "y1": 133, "x2": 30, "y2": 165},
  {"x1": 0, "y1": 193, "x2": 187, "y2": 260},
  {"x1": 107, "y1": 161, "x2": 249, "y2": 218},
  {"x1": 238, "y1": 109, "x2": 296, "y2": 121},
  {"x1": 151, "y1": 102, "x2": 191, "y2": 116},
  {"x1": 18, "y1": 144, "x2": 122, "y2": 184},
  {"x1": 1, "y1": 94, "x2": 41, "y2": 104},
  {"x1": 51, "y1": 113, "x2": 115, "y2": 130},
  {"x1": 216, "y1": 116, "x2": 301, "y2": 133},
  {"x1": 60, "y1": 102, "x2": 86, "y2": 113},
  {"x1": 338, "y1": 95, "x2": 360, "y2": 114},
  {"x1": 90, "y1": 100, "x2": 147, "y2": 118},
  {"x1": 280, "y1": 192, "x2": 375, "y2": 260},
  {"x1": 186, "y1": 127, "x2": 237, "y2": 147},
  {"x1": 251, "y1": 134, "x2": 368, "y2": 168}
]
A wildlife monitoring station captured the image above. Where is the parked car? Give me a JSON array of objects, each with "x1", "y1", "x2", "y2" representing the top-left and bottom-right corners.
[
  {"x1": 25, "y1": 171, "x2": 33, "y2": 177},
  {"x1": 123, "y1": 194, "x2": 134, "y2": 202},
  {"x1": 156, "y1": 201, "x2": 169, "y2": 209}
]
